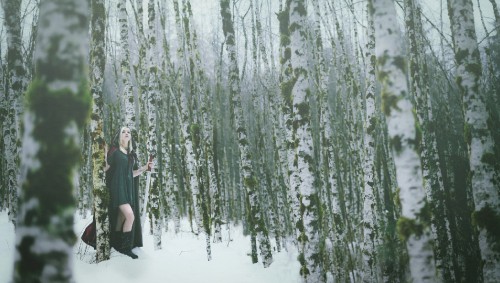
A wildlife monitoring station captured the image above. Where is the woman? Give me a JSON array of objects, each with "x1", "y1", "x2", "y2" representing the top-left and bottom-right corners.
[{"x1": 106, "y1": 126, "x2": 152, "y2": 259}]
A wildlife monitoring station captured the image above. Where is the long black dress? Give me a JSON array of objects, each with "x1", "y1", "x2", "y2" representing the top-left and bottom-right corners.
[{"x1": 107, "y1": 148, "x2": 143, "y2": 249}]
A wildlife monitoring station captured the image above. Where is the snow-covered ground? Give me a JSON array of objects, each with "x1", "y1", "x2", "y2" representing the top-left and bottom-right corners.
[{"x1": 0, "y1": 211, "x2": 300, "y2": 283}]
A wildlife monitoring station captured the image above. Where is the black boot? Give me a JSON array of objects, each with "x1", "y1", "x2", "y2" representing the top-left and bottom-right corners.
[
  {"x1": 110, "y1": 231, "x2": 119, "y2": 250},
  {"x1": 117, "y1": 231, "x2": 138, "y2": 259}
]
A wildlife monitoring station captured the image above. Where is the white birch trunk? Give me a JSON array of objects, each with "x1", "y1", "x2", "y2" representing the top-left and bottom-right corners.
[
  {"x1": 361, "y1": 6, "x2": 380, "y2": 282},
  {"x1": 183, "y1": 0, "x2": 219, "y2": 249},
  {"x1": 370, "y1": 0, "x2": 438, "y2": 282},
  {"x1": 447, "y1": 0, "x2": 500, "y2": 281},
  {"x1": 278, "y1": 0, "x2": 301, "y2": 238},
  {"x1": 146, "y1": 0, "x2": 162, "y2": 250},
  {"x1": 404, "y1": 1, "x2": 454, "y2": 280},
  {"x1": 89, "y1": 0, "x2": 110, "y2": 262},
  {"x1": 220, "y1": 0, "x2": 273, "y2": 268},
  {"x1": 133, "y1": 0, "x2": 148, "y2": 204},
  {"x1": 179, "y1": 90, "x2": 203, "y2": 233},
  {"x1": 118, "y1": 0, "x2": 135, "y2": 128},
  {"x1": 289, "y1": 0, "x2": 323, "y2": 281},
  {"x1": 180, "y1": 0, "x2": 213, "y2": 259},
  {"x1": 14, "y1": 0, "x2": 90, "y2": 281},
  {"x1": 1, "y1": 0, "x2": 26, "y2": 226},
  {"x1": 202, "y1": 97, "x2": 222, "y2": 244},
  {"x1": 171, "y1": 0, "x2": 203, "y2": 235},
  {"x1": 162, "y1": 97, "x2": 181, "y2": 233}
]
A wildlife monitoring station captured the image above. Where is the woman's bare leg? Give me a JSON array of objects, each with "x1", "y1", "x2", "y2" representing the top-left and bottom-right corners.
[
  {"x1": 118, "y1": 204, "x2": 135, "y2": 232},
  {"x1": 115, "y1": 209, "x2": 125, "y2": 231}
]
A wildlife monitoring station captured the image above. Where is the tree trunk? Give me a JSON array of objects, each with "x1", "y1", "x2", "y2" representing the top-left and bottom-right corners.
[
  {"x1": 447, "y1": 0, "x2": 500, "y2": 281},
  {"x1": 361, "y1": 5, "x2": 380, "y2": 282},
  {"x1": 118, "y1": 0, "x2": 135, "y2": 128},
  {"x1": 146, "y1": 0, "x2": 162, "y2": 250},
  {"x1": 220, "y1": 0, "x2": 273, "y2": 268},
  {"x1": 370, "y1": 0, "x2": 438, "y2": 282},
  {"x1": 277, "y1": 0, "x2": 300, "y2": 239},
  {"x1": 171, "y1": 0, "x2": 202, "y2": 236},
  {"x1": 131, "y1": 0, "x2": 148, "y2": 205},
  {"x1": 89, "y1": 0, "x2": 110, "y2": 262},
  {"x1": 289, "y1": 0, "x2": 323, "y2": 281},
  {"x1": 1, "y1": 0, "x2": 27, "y2": 226},
  {"x1": 13, "y1": 0, "x2": 90, "y2": 281},
  {"x1": 77, "y1": 126, "x2": 92, "y2": 216}
]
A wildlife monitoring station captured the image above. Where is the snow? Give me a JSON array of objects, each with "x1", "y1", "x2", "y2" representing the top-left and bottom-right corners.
[{"x1": 0, "y1": 211, "x2": 300, "y2": 283}]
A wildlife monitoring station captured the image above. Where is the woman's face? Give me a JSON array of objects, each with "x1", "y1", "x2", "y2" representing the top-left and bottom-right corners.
[{"x1": 120, "y1": 127, "x2": 131, "y2": 147}]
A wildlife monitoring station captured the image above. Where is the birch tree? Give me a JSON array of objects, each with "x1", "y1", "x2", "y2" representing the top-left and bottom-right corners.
[
  {"x1": 404, "y1": 0, "x2": 455, "y2": 281},
  {"x1": 220, "y1": 0, "x2": 273, "y2": 267},
  {"x1": 361, "y1": 4, "x2": 380, "y2": 281},
  {"x1": 77, "y1": 126, "x2": 92, "y2": 216},
  {"x1": 447, "y1": 0, "x2": 500, "y2": 281},
  {"x1": 0, "y1": 30, "x2": 4, "y2": 210},
  {"x1": 89, "y1": 0, "x2": 110, "y2": 262},
  {"x1": 370, "y1": 0, "x2": 437, "y2": 282},
  {"x1": 277, "y1": 0, "x2": 301, "y2": 237},
  {"x1": 157, "y1": 0, "x2": 181, "y2": 233},
  {"x1": 171, "y1": 0, "x2": 202, "y2": 235},
  {"x1": 1, "y1": 0, "x2": 26, "y2": 226},
  {"x1": 171, "y1": 0, "x2": 213, "y2": 259},
  {"x1": 182, "y1": 0, "x2": 216, "y2": 255},
  {"x1": 13, "y1": 0, "x2": 90, "y2": 281},
  {"x1": 288, "y1": 0, "x2": 323, "y2": 281},
  {"x1": 129, "y1": 0, "x2": 149, "y2": 222},
  {"x1": 145, "y1": 0, "x2": 162, "y2": 250},
  {"x1": 131, "y1": 0, "x2": 147, "y2": 131},
  {"x1": 118, "y1": 0, "x2": 135, "y2": 128}
]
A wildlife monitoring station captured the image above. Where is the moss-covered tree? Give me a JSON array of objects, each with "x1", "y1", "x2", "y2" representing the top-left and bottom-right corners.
[
  {"x1": 118, "y1": 0, "x2": 135, "y2": 128},
  {"x1": 404, "y1": 0, "x2": 455, "y2": 281},
  {"x1": 89, "y1": 0, "x2": 110, "y2": 262},
  {"x1": 288, "y1": 0, "x2": 323, "y2": 281},
  {"x1": 220, "y1": 0, "x2": 273, "y2": 268},
  {"x1": 370, "y1": 0, "x2": 438, "y2": 282},
  {"x1": 447, "y1": 0, "x2": 500, "y2": 281},
  {"x1": 145, "y1": 0, "x2": 162, "y2": 250},
  {"x1": 13, "y1": 0, "x2": 91, "y2": 281},
  {"x1": 361, "y1": 3, "x2": 381, "y2": 281},
  {"x1": 1, "y1": 0, "x2": 27, "y2": 226}
]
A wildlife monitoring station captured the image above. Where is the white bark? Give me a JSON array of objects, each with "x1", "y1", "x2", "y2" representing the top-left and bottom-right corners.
[
  {"x1": 221, "y1": 0, "x2": 273, "y2": 268},
  {"x1": 14, "y1": 0, "x2": 90, "y2": 281},
  {"x1": 447, "y1": 0, "x2": 500, "y2": 281},
  {"x1": 289, "y1": 0, "x2": 322, "y2": 281},
  {"x1": 118, "y1": 0, "x2": 135, "y2": 128},
  {"x1": 146, "y1": 0, "x2": 162, "y2": 250},
  {"x1": 172, "y1": 0, "x2": 203, "y2": 235},
  {"x1": 201, "y1": 96, "x2": 221, "y2": 244},
  {"x1": 404, "y1": 1, "x2": 453, "y2": 280},
  {"x1": 1, "y1": 0, "x2": 26, "y2": 226},
  {"x1": 371, "y1": 0, "x2": 437, "y2": 282},
  {"x1": 277, "y1": 0, "x2": 300, "y2": 238},
  {"x1": 90, "y1": 0, "x2": 110, "y2": 262},
  {"x1": 361, "y1": 6, "x2": 380, "y2": 282},
  {"x1": 162, "y1": 96, "x2": 181, "y2": 233}
]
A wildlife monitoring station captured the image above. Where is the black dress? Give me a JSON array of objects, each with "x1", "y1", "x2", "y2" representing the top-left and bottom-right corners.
[{"x1": 107, "y1": 148, "x2": 143, "y2": 249}]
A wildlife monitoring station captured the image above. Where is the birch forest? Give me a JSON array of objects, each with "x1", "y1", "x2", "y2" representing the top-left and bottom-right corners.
[{"x1": 1, "y1": 0, "x2": 500, "y2": 282}]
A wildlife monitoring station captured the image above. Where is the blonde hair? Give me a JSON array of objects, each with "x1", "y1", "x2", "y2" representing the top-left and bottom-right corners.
[{"x1": 119, "y1": 126, "x2": 133, "y2": 153}]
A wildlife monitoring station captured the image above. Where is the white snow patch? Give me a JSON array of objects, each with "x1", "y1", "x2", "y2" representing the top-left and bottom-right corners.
[{"x1": 0, "y1": 211, "x2": 301, "y2": 283}]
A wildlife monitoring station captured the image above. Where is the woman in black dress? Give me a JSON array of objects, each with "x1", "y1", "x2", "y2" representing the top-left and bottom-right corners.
[{"x1": 106, "y1": 126, "x2": 152, "y2": 259}]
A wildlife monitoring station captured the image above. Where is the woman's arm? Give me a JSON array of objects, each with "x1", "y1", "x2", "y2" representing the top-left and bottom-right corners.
[{"x1": 133, "y1": 162, "x2": 152, "y2": 177}]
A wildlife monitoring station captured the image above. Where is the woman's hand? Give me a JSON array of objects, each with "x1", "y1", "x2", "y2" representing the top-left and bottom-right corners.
[
  {"x1": 133, "y1": 161, "x2": 153, "y2": 177},
  {"x1": 138, "y1": 161, "x2": 153, "y2": 173},
  {"x1": 145, "y1": 161, "x2": 153, "y2": 172}
]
